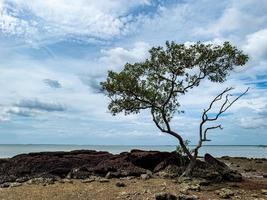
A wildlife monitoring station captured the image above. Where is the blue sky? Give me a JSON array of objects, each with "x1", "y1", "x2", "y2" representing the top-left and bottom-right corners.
[{"x1": 0, "y1": 0, "x2": 267, "y2": 145}]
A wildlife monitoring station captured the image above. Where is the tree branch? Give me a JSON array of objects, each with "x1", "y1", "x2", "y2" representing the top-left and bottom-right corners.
[
  {"x1": 193, "y1": 87, "x2": 249, "y2": 157},
  {"x1": 203, "y1": 125, "x2": 223, "y2": 141}
]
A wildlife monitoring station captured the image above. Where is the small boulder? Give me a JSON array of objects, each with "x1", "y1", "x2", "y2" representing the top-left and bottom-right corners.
[
  {"x1": 67, "y1": 167, "x2": 90, "y2": 179},
  {"x1": 0, "y1": 182, "x2": 10, "y2": 188},
  {"x1": 140, "y1": 173, "x2": 151, "y2": 180},
  {"x1": 155, "y1": 192, "x2": 177, "y2": 200},
  {"x1": 204, "y1": 154, "x2": 242, "y2": 182}
]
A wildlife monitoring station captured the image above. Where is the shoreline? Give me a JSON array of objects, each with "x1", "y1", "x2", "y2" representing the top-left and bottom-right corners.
[
  {"x1": 0, "y1": 145, "x2": 266, "y2": 159},
  {"x1": 0, "y1": 150, "x2": 266, "y2": 200}
]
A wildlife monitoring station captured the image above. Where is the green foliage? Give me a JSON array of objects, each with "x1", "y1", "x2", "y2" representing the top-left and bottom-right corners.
[
  {"x1": 176, "y1": 140, "x2": 190, "y2": 155},
  {"x1": 101, "y1": 41, "x2": 248, "y2": 130}
]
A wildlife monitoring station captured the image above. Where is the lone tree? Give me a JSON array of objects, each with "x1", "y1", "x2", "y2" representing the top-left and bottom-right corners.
[{"x1": 101, "y1": 41, "x2": 249, "y2": 176}]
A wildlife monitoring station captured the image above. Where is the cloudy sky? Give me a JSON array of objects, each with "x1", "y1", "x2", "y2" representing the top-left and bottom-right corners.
[{"x1": 0, "y1": 0, "x2": 266, "y2": 145}]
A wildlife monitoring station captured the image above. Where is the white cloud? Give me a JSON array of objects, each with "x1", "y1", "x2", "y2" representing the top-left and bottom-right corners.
[
  {"x1": 0, "y1": 0, "x2": 151, "y2": 44},
  {"x1": 99, "y1": 42, "x2": 150, "y2": 71},
  {"x1": 243, "y1": 28, "x2": 267, "y2": 60},
  {"x1": 196, "y1": 0, "x2": 267, "y2": 38},
  {"x1": 239, "y1": 104, "x2": 267, "y2": 129}
]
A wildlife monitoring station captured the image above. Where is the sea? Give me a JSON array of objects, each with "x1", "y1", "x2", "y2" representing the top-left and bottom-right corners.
[{"x1": 0, "y1": 144, "x2": 266, "y2": 158}]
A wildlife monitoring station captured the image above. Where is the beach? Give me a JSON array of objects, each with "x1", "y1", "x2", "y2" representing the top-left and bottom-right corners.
[{"x1": 0, "y1": 150, "x2": 266, "y2": 200}]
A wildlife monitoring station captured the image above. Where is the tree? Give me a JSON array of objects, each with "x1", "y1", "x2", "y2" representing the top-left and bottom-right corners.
[{"x1": 101, "y1": 41, "x2": 249, "y2": 176}]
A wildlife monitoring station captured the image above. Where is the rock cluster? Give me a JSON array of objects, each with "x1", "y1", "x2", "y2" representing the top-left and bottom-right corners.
[{"x1": 0, "y1": 150, "x2": 241, "y2": 184}]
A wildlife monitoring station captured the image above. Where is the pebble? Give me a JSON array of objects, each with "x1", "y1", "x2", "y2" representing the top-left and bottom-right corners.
[{"x1": 115, "y1": 181, "x2": 126, "y2": 187}]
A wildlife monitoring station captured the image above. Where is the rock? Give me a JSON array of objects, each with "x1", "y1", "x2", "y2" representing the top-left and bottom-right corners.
[
  {"x1": 205, "y1": 154, "x2": 228, "y2": 168},
  {"x1": 140, "y1": 173, "x2": 151, "y2": 180},
  {"x1": 115, "y1": 181, "x2": 126, "y2": 187},
  {"x1": 0, "y1": 182, "x2": 10, "y2": 188},
  {"x1": 263, "y1": 174, "x2": 267, "y2": 178},
  {"x1": 155, "y1": 192, "x2": 177, "y2": 200},
  {"x1": 251, "y1": 194, "x2": 258, "y2": 198},
  {"x1": 27, "y1": 177, "x2": 55, "y2": 185},
  {"x1": 59, "y1": 179, "x2": 73, "y2": 184},
  {"x1": 158, "y1": 171, "x2": 170, "y2": 178},
  {"x1": 255, "y1": 160, "x2": 263, "y2": 163},
  {"x1": 1, "y1": 150, "x2": 112, "y2": 181},
  {"x1": 158, "y1": 165, "x2": 182, "y2": 178},
  {"x1": 15, "y1": 177, "x2": 29, "y2": 183},
  {"x1": 186, "y1": 183, "x2": 201, "y2": 192},
  {"x1": 198, "y1": 179, "x2": 211, "y2": 186},
  {"x1": 9, "y1": 182, "x2": 22, "y2": 187},
  {"x1": 244, "y1": 168, "x2": 253, "y2": 172},
  {"x1": 105, "y1": 172, "x2": 113, "y2": 179},
  {"x1": 68, "y1": 167, "x2": 90, "y2": 179},
  {"x1": 0, "y1": 150, "x2": 243, "y2": 184},
  {"x1": 222, "y1": 170, "x2": 242, "y2": 182},
  {"x1": 178, "y1": 194, "x2": 199, "y2": 200},
  {"x1": 81, "y1": 178, "x2": 95, "y2": 183},
  {"x1": 98, "y1": 178, "x2": 109, "y2": 183},
  {"x1": 204, "y1": 153, "x2": 242, "y2": 182},
  {"x1": 216, "y1": 188, "x2": 235, "y2": 199},
  {"x1": 261, "y1": 189, "x2": 267, "y2": 195},
  {"x1": 120, "y1": 176, "x2": 135, "y2": 180}
]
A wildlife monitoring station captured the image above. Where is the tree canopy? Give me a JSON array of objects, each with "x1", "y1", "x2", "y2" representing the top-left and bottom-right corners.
[{"x1": 101, "y1": 41, "x2": 248, "y2": 127}]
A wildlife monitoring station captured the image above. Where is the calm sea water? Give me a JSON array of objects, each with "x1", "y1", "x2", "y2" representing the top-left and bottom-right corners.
[{"x1": 0, "y1": 144, "x2": 266, "y2": 158}]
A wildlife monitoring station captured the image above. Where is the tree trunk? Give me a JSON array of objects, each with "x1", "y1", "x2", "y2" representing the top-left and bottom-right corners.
[
  {"x1": 166, "y1": 130, "x2": 196, "y2": 176},
  {"x1": 182, "y1": 156, "x2": 197, "y2": 177}
]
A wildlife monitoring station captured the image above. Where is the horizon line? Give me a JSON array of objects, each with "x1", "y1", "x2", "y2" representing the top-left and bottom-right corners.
[{"x1": 0, "y1": 144, "x2": 266, "y2": 146}]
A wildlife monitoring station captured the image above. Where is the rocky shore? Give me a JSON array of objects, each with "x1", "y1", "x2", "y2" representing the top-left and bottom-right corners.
[{"x1": 0, "y1": 150, "x2": 266, "y2": 200}]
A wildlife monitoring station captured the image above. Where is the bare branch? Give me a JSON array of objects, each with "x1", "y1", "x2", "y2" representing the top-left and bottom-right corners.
[
  {"x1": 193, "y1": 87, "x2": 249, "y2": 158},
  {"x1": 207, "y1": 87, "x2": 249, "y2": 121},
  {"x1": 203, "y1": 125, "x2": 223, "y2": 141},
  {"x1": 204, "y1": 87, "x2": 233, "y2": 116}
]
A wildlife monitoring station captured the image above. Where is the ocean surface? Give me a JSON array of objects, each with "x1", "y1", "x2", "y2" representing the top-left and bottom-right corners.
[{"x1": 0, "y1": 144, "x2": 266, "y2": 158}]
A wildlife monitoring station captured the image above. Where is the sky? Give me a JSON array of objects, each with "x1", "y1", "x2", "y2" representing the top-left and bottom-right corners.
[{"x1": 0, "y1": 0, "x2": 267, "y2": 145}]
